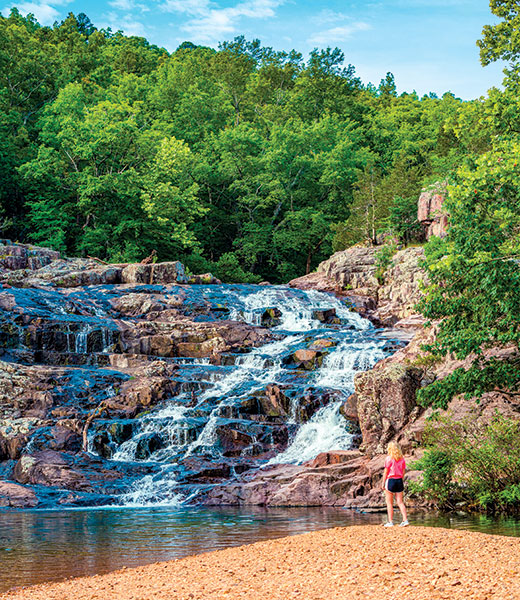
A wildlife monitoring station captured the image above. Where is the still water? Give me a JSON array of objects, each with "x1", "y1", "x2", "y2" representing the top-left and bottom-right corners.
[{"x1": 1, "y1": 506, "x2": 520, "y2": 593}]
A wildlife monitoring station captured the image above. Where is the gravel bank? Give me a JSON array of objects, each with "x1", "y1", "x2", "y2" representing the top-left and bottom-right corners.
[{"x1": 2, "y1": 525, "x2": 520, "y2": 600}]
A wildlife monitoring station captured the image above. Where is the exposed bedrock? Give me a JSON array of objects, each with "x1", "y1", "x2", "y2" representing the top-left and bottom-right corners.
[
  {"x1": 201, "y1": 327, "x2": 520, "y2": 509},
  {"x1": 289, "y1": 184, "x2": 449, "y2": 327},
  {"x1": 290, "y1": 246, "x2": 426, "y2": 328}
]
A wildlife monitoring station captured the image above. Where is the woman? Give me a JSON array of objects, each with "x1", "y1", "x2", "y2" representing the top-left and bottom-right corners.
[{"x1": 382, "y1": 441, "x2": 409, "y2": 527}]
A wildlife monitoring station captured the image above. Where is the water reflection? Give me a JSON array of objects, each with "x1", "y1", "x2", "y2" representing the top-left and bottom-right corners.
[{"x1": 0, "y1": 507, "x2": 519, "y2": 593}]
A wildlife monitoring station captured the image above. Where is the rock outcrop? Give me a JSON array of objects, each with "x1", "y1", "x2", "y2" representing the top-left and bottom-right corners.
[
  {"x1": 290, "y1": 245, "x2": 426, "y2": 327},
  {"x1": 417, "y1": 182, "x2": 448, "y2": 240}
]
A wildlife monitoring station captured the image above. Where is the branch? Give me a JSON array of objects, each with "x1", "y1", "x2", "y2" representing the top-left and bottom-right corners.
[{"x1": 82, "y1": 401, "x2": 108, "y2": 451}]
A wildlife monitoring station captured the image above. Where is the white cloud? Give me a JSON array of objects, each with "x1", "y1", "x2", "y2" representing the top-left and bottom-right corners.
[
  {"x1": 308, "y1": 22, "x2": 371, "y2": 45},
  {"x1": 160, "y1": 0, "x2": 283, "y2": 42},
  {"x1": 161, "y1": 0, "x2": 210, "y2": 15},
  {"x1": 314, "y1": 9, "x2": 351, "y2": 26},
  {"x1": 4, "y1": 0, "x2": 72, "y2": 25},
  {"x1": 118, "y1": 15, "x2": 147, "y2": 36},
  {"x1": 109, "y1": 0, "x2": 135, "y2": 10},
  {"x1": 101, "y1": 11, "x2": 148, "y2": 36}
]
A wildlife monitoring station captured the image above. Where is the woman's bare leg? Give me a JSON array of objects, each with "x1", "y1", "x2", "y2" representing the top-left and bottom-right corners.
[
  {"x1": 396, "y1": 492, "x2": 408, "y2": 521},
  {"x1": 385, "y1": 490, "x2": 394, "y2": 523}
]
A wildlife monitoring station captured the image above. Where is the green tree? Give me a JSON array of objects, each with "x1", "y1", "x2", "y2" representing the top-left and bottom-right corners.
[{"x1": 418, "y1": 140, "x2": 520, "y2": 408}]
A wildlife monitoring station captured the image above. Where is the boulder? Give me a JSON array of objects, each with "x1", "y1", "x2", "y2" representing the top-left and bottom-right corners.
[
  {"x1": 288, "y1": 349, "x2": 324, "y2": 370},
  {"x1": 288, "y1": 271, "x2": 339, "y2": 294},
  {"x1": 0, "y1": 241, "x2": 60, "y2": 272},
  {"x1": 0, "y1": 432, "x2": 27, "y2": 460},
  {"x1": 339, "y1": 393, "x2": 358, "y2": 422},
  {"x1": 261, "y1": 308, "x2": 282, "y2": 328},
  {"x1": 256, "y1": 384, "x2": 291, "y2": 418},
  {"x1": 13, "y1": 451, "x2": 93, "y2": 491},
  {"x1": 312, "y1": 308, "x2": 339, "y2": 324},
  {"x1": 355, "y1": 363, "x2": 422, "y2": 455},
  {"x1": 121, "y1": 262, "x2": 188, "y2": 285},
  {"x1": 0, "y1": 480, "x2": 38, "y2": 508}
]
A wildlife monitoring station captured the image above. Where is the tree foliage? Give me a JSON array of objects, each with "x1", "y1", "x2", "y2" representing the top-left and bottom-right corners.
[
  {"x1": 0, "y1": 9, "x2": 468, "y2": 280},
  {"x1": 410, "y1": 414, "x2": 520, "y2": 512}
]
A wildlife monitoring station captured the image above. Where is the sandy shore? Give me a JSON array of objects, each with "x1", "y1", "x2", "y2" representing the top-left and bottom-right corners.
[{"x1": 2, "y1": 525, "x2": 520, "y2": 600}]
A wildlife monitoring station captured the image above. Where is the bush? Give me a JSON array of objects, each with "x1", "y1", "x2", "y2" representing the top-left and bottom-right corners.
[
  {"x1": 374, "y1": 242, "x2": 397, "y2": 284},
  {"x1": 213, "y1": 253, "x2": 262, "y2": 284},
  {"x1": 414, "y1": 413, "x2": 520, "y2": 513},
  {"x1": 411, "y1": 449, "x2": 455, "y2": 507}
]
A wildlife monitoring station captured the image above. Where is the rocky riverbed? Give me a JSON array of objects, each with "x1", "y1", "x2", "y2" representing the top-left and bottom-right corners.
[{"x1": 0, "y1": 238, "x2": 412, "y2": 509}]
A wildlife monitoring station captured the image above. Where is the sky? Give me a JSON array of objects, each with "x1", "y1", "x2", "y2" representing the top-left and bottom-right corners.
[{"x1": 2, "y1": 0, "x2": 506, "y2": 99}]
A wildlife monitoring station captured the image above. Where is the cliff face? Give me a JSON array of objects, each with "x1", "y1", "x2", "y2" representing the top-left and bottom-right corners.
[
  {"x1": 290, "y1": 245, "x2": 426, "y2": 328},
  {"x1": 417, "y1": 182, "x2": 448, "y2": 240},
  {"x1": 289, "y1": 182, "x2": 449, "y2": 328}
]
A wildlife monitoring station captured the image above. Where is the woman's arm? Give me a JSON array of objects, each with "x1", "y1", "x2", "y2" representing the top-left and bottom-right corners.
[{"x1": 381, "y1": 466, "x2": 389, "y2": 489}]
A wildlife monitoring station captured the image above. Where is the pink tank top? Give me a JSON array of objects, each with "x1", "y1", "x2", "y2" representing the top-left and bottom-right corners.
[{"x1": 385, "y1": 456, "x2": 405, "y2": 479}]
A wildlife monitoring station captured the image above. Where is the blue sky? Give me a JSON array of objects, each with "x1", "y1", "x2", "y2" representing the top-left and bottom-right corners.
[{"x1": 2, "y1": 0, "x2": 505, "y2": 99}]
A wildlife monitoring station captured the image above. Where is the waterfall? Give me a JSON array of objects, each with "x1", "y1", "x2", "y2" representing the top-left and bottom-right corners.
[
  {"x1": 269, "y1": 341, "x2": 387, "y2": 465},
  {"x1": 107, "y1": 285, "x2": 399, "y2": 507},
  {"x1": 75, "y1": 325, "x2": 91, "y2": 354},
  {"x1": 229, "y1": 286, "x2": 369, "y2": 332}
]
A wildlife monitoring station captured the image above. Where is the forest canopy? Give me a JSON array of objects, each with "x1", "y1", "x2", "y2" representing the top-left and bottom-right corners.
[{"x1": 0, "y1": 9, "x2": 471, "y2": 283}]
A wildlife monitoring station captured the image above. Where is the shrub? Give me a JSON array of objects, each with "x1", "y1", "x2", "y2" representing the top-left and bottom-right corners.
[
  {"x1": 411, "y1": 449, "x2": 455, "y2": 507},
  {"x1": 374, "y1": 242, "x2": 397, "y2": 284},
  {"x1": 414, "y1": 413, "x2": 520, "y2": 513}
]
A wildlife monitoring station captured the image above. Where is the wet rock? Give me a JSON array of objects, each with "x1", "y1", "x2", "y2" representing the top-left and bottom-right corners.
[
  {"x1": 339, "y1": 393, "x2": 358, "y2": 422},
  {"x1": 0, "y1": 432, "x2": 27, "y2": 460},
  {"x1": 251, "y1": 384, "x2": 291, "y2": 418},
  {"x1": 0, "y1": 480, "x2": 38, "y2": 508},
  {"x1": 13, "y1": 451, "x2": 93, "y2": 491},
  {"x1": 135, "y1": 433, "x2": 164, "y2": 460},
  {"x1": 261, "y1": 308, "x2": 282, "y2": 328},
  {"x1": 201, "y1": 451, "x2": 390, "y2": 508},
  {"x1": 180, "y1": 457, "x2": 233, "y2": 482},
  {"x1": 312, "y1": 308, "x2": 339, "y2": 324},
  {"x1": 216, "y1": 425, "x2": 256, "y2": 457},
  {"x1": 29, "y1": 425, "x2": 82, "y2": 453},
  {"x1": 307, "y1": 338, "x2": 337, "y2": 351},
  {"x1": 92, "y1": 430, "x2": 113, "y2": 459},
  {"x1": 287, "y1": 349, "x2": 324, "y2": 370}
]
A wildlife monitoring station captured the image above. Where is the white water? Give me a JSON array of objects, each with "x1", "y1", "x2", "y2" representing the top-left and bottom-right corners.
[
  {"x1": 113, "y1": 406, "x2": 189, "y2": 462},
  {"x1": 75, "y1": 325, "x2": 91, "y2": 354},
  {"x1": 270, "y1": 341, "x2": 387, "y2": 465},
  {"x1": 229, "y1": 287, "x2": 369, "y2": 332}
]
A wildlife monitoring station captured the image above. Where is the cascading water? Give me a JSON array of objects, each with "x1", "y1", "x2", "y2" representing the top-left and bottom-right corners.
[
  {"x1": 107, "y1": 285, "x2": 402, "y2": 506},
  {"x1": 270, "y1": 341, "x2": 387, "y2": 465}
]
